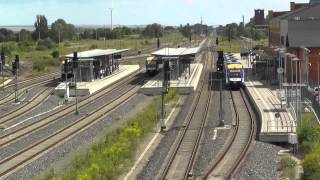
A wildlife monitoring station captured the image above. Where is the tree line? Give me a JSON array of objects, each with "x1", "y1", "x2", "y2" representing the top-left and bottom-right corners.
[{"x1": 216, "y1": 18, "x2": 267, "y2": 40}]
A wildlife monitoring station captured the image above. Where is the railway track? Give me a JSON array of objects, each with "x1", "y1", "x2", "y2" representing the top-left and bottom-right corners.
[
  {"x1": 0, "y1": 71, "x2": 146, "y2": 179},
  {"x1": 0, "y1": 73, "x2": 60, "y2": 105},
  {"x1": 202, "y1": 88, "x2": 255, "y2": 179},
  {"x1": 159, "y1": 43, "x2": 213, "y2": 180},
  {"x1": 0, "y1": 86, "x2": 54, "y2": 127},
  {"x1": 0, "y1": 69, "x2": 144, "y2": 148}
]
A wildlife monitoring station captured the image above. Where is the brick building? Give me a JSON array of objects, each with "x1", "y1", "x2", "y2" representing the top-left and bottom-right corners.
[
  {"x1": 254, "y1": 9, "x2": 265, "y2": 26},
  {"x1": 268, "y1": 1, "x2": 320, "y2": 84}
]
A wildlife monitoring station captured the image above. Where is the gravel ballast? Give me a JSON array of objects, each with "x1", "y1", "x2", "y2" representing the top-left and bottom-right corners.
[
  {"x1": 5, "y1": 93, "x2": 151, "y2": 180},
  {"x1": 235, "y1": 141, "x2": 283, "y2": 180}
]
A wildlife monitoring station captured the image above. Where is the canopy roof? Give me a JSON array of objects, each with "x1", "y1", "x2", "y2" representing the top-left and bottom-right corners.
[
  {"x1": 151, "y1": 47, "x2": 199, "y2": 57},
  {"x1": 65, "y1": 49, "x2": 129, "y2": 59}
]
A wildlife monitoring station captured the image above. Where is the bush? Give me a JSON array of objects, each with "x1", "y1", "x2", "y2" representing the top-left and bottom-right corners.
[
  {"x1": 297, "y1": 113, "x2": 320, "y2": 153},
  {"x1": 18, "y1": 41, "x2": 34, "y2": 52},
  {"x1": 51, "y1": 50, "x2": 60, "y2": 58},
  {"x1": 64, "y1": 42, "x2": 71, "y2": 47},
  {"x1": 89, "y1": 44, "x2": 98, "y2": 50},
  {"x1": 36, "y1": 44, "x2": 47, "y2": 51},
  {"x1": 303, "y1": 150, "x2": 320, "y2": 180},
  {"x1": 36, "y1": 38, "x2": 57, "y2": 51},
  {"x1": 33, "y1": 58, "x2": 60, "y2": 72}
]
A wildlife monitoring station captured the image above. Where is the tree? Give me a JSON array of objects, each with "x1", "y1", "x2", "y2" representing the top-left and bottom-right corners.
[
  {"x1": 0, "y1": 28, "x2": 16, "y2": 42},
  {"x1": 142, "y1": 23, "x2": 163, "y2": 38},
  {"x1": 33, "y1": 15, "x2": 49, "y2": 40},
  {"x1": 18, "y1": 29, "x2": 32, "y2": 42},
  {"x1": 50, "y1": 19, "x2": 75, "y2": 43},
  {"x1": 179, "y1": 23, "x2": 191, "y2": 39}
]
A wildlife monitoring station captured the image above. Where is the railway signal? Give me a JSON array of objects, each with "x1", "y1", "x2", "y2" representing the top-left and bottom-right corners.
[
  {"x1": 1, "y1": 52, "x2": 5, "y2": 65},
  {"x1": 73, "y1": 52, "x2": 79, "y2": 115},
  {"x1": 12, "y1": 55, "x2": 20, "y2": 103},
  {"x1": 157, "y1": 37, "x2": 160, "y2": 49}
]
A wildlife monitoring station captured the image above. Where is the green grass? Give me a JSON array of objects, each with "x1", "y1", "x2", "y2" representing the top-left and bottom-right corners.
[
  {"x1": 48, "y1": 88, "x2": 178, "y2": 180},
  {"x1": 280, "y1": 155, "x2": 297, "y2": 180},
  {"x1": 218, "y1": 37, "x2": 241, "y2": 53},
  {"x1": 0, "y1": 32, "x2": 184, "y2": 77},
  {"x1": 297, "y1": 112, "x2": 320, "y2": 180}
]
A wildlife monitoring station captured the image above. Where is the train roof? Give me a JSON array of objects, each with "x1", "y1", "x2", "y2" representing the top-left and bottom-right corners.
[
  {"x1": 152, "y1": 47, "x2": 199, "y2": 57},
  {"x1": 146, "y1": 56, "x2": 155, "y2": 61},
  {"x1": 227, "y1": 63, "x2": 243, "y2": 69}
]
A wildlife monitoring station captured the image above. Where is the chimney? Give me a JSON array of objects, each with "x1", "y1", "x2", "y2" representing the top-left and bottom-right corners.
[
  {"x1": 268, "y1": 10, "x2": 274, "y2": 19},
  {"x1": 290, "y1": 2, "x2": 295, "y2": 10}
]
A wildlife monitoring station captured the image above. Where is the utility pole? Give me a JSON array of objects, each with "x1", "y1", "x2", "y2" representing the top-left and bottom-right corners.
[
  {"x1": 110, "y1": 8, "x2": 113, "y2": 31},
  {"x1": 242, "y1": 16, "x2": 245, "y2": 29}
]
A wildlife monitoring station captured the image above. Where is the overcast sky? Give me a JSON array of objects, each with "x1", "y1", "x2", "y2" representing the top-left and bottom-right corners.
[{"x1": 0, "y1": 0, "x2": 310, "y2": 26}]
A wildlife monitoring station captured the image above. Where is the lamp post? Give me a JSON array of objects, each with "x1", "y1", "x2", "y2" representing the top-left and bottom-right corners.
[
  {"x1": 302, "y1": 47, "x2": 310, "y2": 87},
  {"x1": 292, "y1": 57, "x2": 302, "y2": 127}
]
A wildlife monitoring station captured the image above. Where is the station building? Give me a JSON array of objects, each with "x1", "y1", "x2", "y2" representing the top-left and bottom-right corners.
[
  {"x1": 63, "y1": 49, "x2": 128, "y2": 82},
  {"x1": 55, "y1": 49, "x2": 140, "y2": 97},
  {"x1": 267, "y1": 1, "x2": 320, "y2": 85},
  {"x1": 151, "y1": 47, "x2": 199, "y2": 80},
  {"x1": 141, "y1": 47, "x2": 203, "y2": 95}
]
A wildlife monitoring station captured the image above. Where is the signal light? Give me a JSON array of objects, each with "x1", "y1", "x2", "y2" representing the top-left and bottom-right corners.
[
  {"x1": 73, "y1": 52, "x2": 78, "y2": 69},
  {"x1": 12, "y1": 62, "x2": 17, "y2": 75},
  {"x1": 1, "y1": 52, "x2": 5, "y2": 65}
]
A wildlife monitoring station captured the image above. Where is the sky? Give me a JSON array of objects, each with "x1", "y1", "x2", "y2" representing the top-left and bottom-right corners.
[{"x1": 0, "y1": 0, "x2": 310, "y2": 26}]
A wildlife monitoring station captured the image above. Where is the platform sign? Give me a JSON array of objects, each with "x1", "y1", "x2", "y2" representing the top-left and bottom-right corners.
[{"x1": 277, "y1": 67, "x2": 284, "y2": 74}]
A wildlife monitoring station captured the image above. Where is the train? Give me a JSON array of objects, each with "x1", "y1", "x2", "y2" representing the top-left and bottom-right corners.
[
  {"x1": 145, "y1": 56, "x2": 160, "y2": 76},
  {"x1": 225, "y1": 57, "x2": 245, "y2": 89}
]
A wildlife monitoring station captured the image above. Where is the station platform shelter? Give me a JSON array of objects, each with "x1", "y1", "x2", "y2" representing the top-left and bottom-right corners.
[
  {"x1": 55, "y1": 49, "x2": 141, "y2": 97},
  {"x1": 62, "y1": 49, "x2": 129, "y2": 82},
  {"x1": 151, "y1": 47, "x2": 199, "y2": 80},
  {"x1": 140, "y1": 47, "x2": 202, "y2": 95}
]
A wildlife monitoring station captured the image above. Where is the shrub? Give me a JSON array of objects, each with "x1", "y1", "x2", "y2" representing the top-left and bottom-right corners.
[
  {"x1": 33, "y1": 60, "x2": 46, "y2": 72},
  {"x1": 36, "y1": 38, "x2": 57, "y2": 51},
  {"x1": 89, "y1": 44, "x2": 98, "y2": 50},
  {"x1": 64, "y1": 42, "x2": 71, "y2": 47},
  {"x1": 51, "y1": 50, "x2": 60, "y2": 58},
  {"x1": 36, "y1": 44, "x2": 47, "y2": 51},
  {"x1": 33, "y1": 58, "x2": 60, "y2": 72},
  {"x1": 280, "y1": 155, "x2": 296, "y2": 169},
  {"x1": 303, "y1": 150, "x2": 320, "y2": 180},
  {"x1": 18, "y1": 41, "x2": 34, "y2": 52}
]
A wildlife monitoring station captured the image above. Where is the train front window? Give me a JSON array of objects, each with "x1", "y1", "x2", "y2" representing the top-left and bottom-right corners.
[{"x1": 228, "y1": 70, "x2": 241, "y2": 77}]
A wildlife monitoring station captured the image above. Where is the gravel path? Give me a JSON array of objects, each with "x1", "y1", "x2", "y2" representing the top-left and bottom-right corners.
[
  {"x1": 234, "y1": 141, "x2": 283, "y2": 180},
  {"x1": 5, "y1": 93, "x2": 151, "y2": 180}
]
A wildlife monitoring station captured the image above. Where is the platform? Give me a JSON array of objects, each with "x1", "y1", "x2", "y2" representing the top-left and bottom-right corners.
[
  {"x1": 140, "y1": 63, "x2": 203, "y2": 95},
  {"x1": 233, "y1": 53, "x2": 296, "y2": 143},
  {"x1": 55, "y1": 65, "x2": 140, "y2": 97}
]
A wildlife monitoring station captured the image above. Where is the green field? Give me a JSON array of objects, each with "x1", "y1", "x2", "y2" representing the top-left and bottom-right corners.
[
  {"x1": 1, "y1": 32, "x2": 184, "y2": 77},
  {"x1": 217, "y1": 37, "x2": 268, "y2": 53}
]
